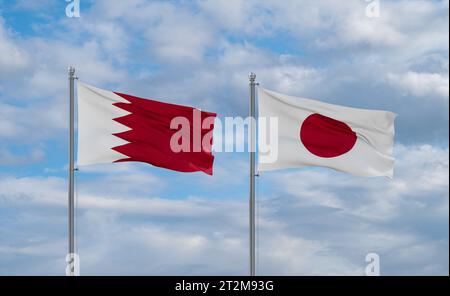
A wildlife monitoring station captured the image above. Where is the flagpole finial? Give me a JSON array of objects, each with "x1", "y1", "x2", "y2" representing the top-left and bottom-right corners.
[{"x1": 249, "y1": 72, "x2": 256, "y2": 82}]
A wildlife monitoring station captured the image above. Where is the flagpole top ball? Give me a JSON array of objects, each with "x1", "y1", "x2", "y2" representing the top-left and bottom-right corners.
[{"x1": 248, "y1": 72, "x2": 256, "y2": 82}]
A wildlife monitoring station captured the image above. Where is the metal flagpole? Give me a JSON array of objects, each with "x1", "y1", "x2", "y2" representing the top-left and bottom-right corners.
[
  {"x1": 249, "y1": 73, "x2": 257, "y2": 276},
  {"x1": 68, "y1": 66, "x2": 76, "y2": 276}
]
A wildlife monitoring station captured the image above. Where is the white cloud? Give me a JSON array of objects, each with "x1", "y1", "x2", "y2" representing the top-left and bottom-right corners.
[
  {"x1": 0, "y1": 18, "x2": 29, "y2": 80},
  {"x1": 22, "y1": 39, "x2": 127, "y2": 99},
  {"x1": 255, "y1": 144, "x2": 448, "y2": 275},
  {"x1": 0, "y1": 165, "x2": 242, "y2": 218},
  {"x1": 264, "y1": 0, "x2": 449, "y2": 53},
  {"x1": 87, "y1": 0, "x2": 215, "y2": 63},
  {"x1": 10, "y1": 0, "x2": 58, "y2": 12},
  {"x1": 265, "y1": 144, "x2": 449, "y2": 221},
  {"x1": 0, "y1": 147, "x2": 44, "y2": 166},
  {"x1": 198, "y1": 0, "x2": 273, "y2": 34},
  {"x1": 0, "y1": 23, "x2": 130, "y2": 147},
  {"x1": 145, "y1": 13, "x2": 214, "y2": 63},
  {"x1": 387, "y1": 71, "x2": 449, "y2": 99},
  {"x1": 0, "y1": 144, "x2": 447, "y2": 275},
  {"x1": 0, "y1": 102, "x2": 66, "y2": 142},
  {"x1": 0, "y1": 0, "x2": 448, "y2": 276}
]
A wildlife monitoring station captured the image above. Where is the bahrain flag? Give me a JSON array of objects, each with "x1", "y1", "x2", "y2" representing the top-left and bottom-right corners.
[
  {"x1": 258, "y1": 88, "x2": 397, "y2": 178},
  {"x1": 77, "y1": 82, "x2": 216, "y2": 175}
]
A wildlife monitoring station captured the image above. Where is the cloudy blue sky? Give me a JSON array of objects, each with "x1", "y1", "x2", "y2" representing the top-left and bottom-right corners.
[{"x1": 0, "y1": 0, "x2": 448, "y2": 275}]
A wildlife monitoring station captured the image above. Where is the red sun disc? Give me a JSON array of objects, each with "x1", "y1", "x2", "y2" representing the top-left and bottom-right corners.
[{"x1": 300, "y1": 113, "x2": 357, "y2": 158}]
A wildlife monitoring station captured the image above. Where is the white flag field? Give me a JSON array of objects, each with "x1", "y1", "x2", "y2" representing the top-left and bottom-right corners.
[{"x1": 258, "y1": 88, "x2": 397, "y2": 178}]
